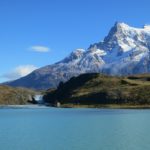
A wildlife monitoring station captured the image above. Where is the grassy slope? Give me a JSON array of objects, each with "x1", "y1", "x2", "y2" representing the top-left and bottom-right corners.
[
  {"x1": 44, "y1": 73, "x2": 150, "y2": 106},
  {"x1": 0, "y1": 85, "x2": 36, "y2": 105}
]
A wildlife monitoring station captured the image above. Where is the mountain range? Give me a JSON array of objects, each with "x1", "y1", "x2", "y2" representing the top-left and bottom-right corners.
[{"x1": 5, "y1": 22, "x2": 150, "y2": 90}]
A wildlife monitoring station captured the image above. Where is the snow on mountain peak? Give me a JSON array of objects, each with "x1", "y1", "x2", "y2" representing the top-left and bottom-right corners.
[
  {"x1": 73, "y1": 48, "x2": 85, "y2": 54},
  {"x1": 61, "y1": 48, "x2": 85, "y2": 64},
  {"x1": 7, "y1": 22, "x2": 150, "y2": 89},
  {"x1": 70, "y1": 48, "x2": 85, "y2": 58},
  {"x1": 87, "y1": 22, "x2": 150, "y2": 67},
  {"x1": 144, "y1": 25, "x2": 150, "y2": 31},
  {"x1": 115, "y1": 22, "x2": 130, "y2": 30}
]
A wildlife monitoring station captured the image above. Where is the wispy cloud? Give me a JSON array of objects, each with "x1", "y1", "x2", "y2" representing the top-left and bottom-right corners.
[
  {"x1": 1, "y1": 65, "x2": 38, "y2": 81},
  {"x1": 29, "y1": 45, "x2": 50, "y2": 52}
]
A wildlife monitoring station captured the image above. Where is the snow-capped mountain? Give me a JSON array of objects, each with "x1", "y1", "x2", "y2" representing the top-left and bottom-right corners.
[{"x1": 6, "y1": 22, "x2": 150, "y2": 89}]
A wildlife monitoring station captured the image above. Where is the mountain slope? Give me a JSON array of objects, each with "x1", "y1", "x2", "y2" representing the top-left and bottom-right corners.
[
  {"x1": 6, "y1": 22, "x2": 150, "y2": 89},
  {"x1": 0, "y1": 85, "x2": 36, "y2": 105},
  {"x1": 43, "y1": 73, "x2": 150, "y2": 106}
]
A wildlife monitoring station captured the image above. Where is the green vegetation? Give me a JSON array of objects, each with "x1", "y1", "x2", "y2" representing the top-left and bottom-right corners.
[
  {"x1": 44, "y1": 73, "x2": 150, "y2": 107},
  {"x1": 0, "y1": 85, "x2": 36, "y2": 105}
]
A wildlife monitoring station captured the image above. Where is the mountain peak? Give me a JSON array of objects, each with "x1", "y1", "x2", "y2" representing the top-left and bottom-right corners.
[
  {"x1": 102, "y1": 22, "x2": 130, "y2": 50},
  {"x1": 5, "y1": 22, "x2": 150, "y2": 89},
  {"x1": 62, "y1": 48, "x2": 85, "y2": 63},
  {"x1": 104, "y1": 22, "x2": 128, "y2": 39},
  {"x1": 70, "y1": 48, "x2": 85, "y2": 57},
  {"x1": 111, "y1": 22, "x2": 131, "y2": 34},
  {"x1": 114, "y1": 22, "x2": 129, "y2": 29},
  {"x1": 73, "y1": 48, "x2": 85, "y2": 53}
]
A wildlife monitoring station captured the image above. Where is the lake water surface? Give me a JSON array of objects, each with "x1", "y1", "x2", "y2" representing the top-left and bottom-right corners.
[{"x1": 0, "y1": 107, "x2": 150, "y2": 150}]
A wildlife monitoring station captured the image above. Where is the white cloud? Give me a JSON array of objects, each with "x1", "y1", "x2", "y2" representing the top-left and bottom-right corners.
[
  {"x1": 29, "y1": 45, "x2": 50, "y2": 52},
  {"x1": 1, "y1": 65, "x2": 38, "y2": 81}
]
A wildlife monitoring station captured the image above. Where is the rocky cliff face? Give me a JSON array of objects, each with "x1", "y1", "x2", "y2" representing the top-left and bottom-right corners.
[{"x1": 6, "y1": 22, "x2": 150, "y2": 89}]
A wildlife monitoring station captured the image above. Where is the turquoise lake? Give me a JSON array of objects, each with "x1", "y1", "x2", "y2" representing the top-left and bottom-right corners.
[{"x1": 0, "y1": 107, "x2": 150, "y2": 150}]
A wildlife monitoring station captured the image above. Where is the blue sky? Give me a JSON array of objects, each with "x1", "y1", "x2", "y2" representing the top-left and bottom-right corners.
[{"x1": 0, "y1": 0, "x2": 150, "y2": 82}]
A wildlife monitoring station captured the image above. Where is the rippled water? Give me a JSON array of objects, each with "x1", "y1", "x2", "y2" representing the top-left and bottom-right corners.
[{"x1": 0, "y1": 107, "x2": 150, "y2": 150}]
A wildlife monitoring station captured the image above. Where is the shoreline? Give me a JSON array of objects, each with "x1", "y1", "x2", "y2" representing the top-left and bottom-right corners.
[
  {"x1": 59, "y1": 104, "x2": 150, "y2": 109},
  {"x1": 1, "y1": 104, "x2": 150, "y2": 109},
  {"x1": 0, "y1": 104, "x2": 50, "y2": 109}
]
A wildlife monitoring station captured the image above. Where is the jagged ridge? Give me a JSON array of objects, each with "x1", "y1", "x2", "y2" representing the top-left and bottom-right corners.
[{"x1": 5, "y1": 22, "x2": 150, "y2": 89}]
